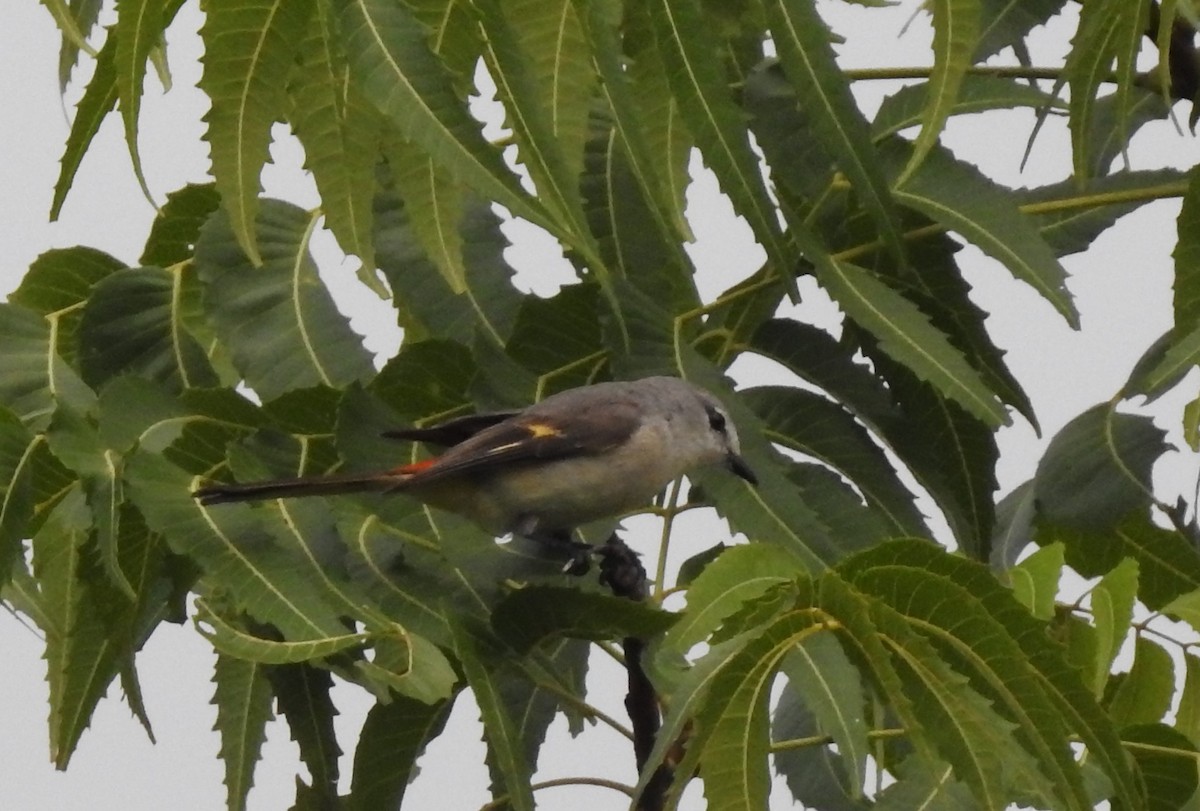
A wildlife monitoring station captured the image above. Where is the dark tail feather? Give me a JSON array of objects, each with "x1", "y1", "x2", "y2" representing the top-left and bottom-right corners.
[{"x1": 194, "y1": 471, "x2": 403, "y2": 505}]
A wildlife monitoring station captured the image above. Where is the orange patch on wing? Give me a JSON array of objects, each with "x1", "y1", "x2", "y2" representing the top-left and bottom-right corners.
[{"x1": 392, "y1": 458, "x2": 436, "y2": 476}]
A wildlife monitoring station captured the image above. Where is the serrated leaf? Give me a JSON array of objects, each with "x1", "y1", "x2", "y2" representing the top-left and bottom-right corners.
[
  {"x1": 266, "y1": 660, "x2": 341, "y2": 801},
  {"x1": 779, "y1": 633, "x2": 869, "y2": 793},
  {"x1": 644, "y1": 0, "x2": 795, "y2": 293},
  {"x1": 345, "y1": 694, "x2": 453, "y2": 811},
  {"x1": 1009, "y1": 541, "x2": 1063, "y2": 620},
  {"x1": 194, "y1": 199, "x2": 374, "y2": 400},
  {"x1": 492, "y1": 586, "x2": 676, "y2": 654},
  {"x1": 815, "y1": 259, "x2": 1008, "y2": 426},
  {"x1": 1107, "y1": 636, "x2": 1175, "y2": 728},
  {"x1": 663, "y1": 543, "x2": 802, "y2": 655},
  {"x1": 1176, "y1": 167, "x2": 1200, "y2": 331},
  {"x1": 451, "y1": 622, "x2": 534, "y2": 811},
  {"x1": 51, "y1": 24, "x2": 117, "y2": 221},
  {"x1": 1177, "y1": 654, "x2": 1200, "y2": 746},
  {"x1": 873, "y1": 74, "x2": 1066, "y2": 140},
  {"x1": 743, "y1": 385, "x2": 928, "y2": 537},
  {"x1": 1065, "y1": 0, "x2": 1146, "y2": 178},
  {"x1": 886, "y1": 139, "x2": 1078, "y2": 327},
  {"x1": 212, "y1": 652, "x2": 274, "y2": 811},
  {"x1": 840, "y1": 540, "x2": 1142, "y2": 808},
  {"x1": 975, "y1": 0, "x2": 1066, "y2": 61},
  {"x1": 141, "y1": 183, "x2": 223, "y2": 267},
  {"x1": 291, "y1": 1, "x2": 381, "y2": 275},
  {"x1": 896, "y1": 0, "x2": 979, "y2": 183},
  {"x1": 32, "y1": 487, "x2": 122, "y2": 768},
  {"x1": 79, "y1": 265, "x2": 219, "y2": 392},
  {"x1": 126, "y1": 452, "x2": 350, "y2": 641},
  {"x1": 200, "y1": 0, "x2": 317, "y2": 265},
  {"x1": 1090, "y1": 558, "x2": 1138, "y2": 696},
  {"x1": 1021, "y1": 169, "x2": 1189, "y2": 259},
  {"x1": 1120, "y1": 724, "x2": 1199, "y2": 811},
  {"x1": 574, "y1": 0, "x2": 693, "y2": 248},
  {"x1": 772, "y1": 685, "x2": 871, "y2": 810},
  {"x1": 695, "y1": 613, "x2": 825, "y2": 811},
  {"x1": 373, "y1": 179, "x2": 521, "y2": 346},
  {"x1": 766, "y1": 0, "x2": 905, "y2": 266},
  {"x1": 1034, "y1": 404, "x2": 1165, "y2": 532},
  {"x1": 874, "y1": 755, "x2": 979, "y2": 811},
  {"x1": 196, "y1": 601, "x2": 371, "y2": 664},
  {"x1": 0, "y1": 303, "x2": 96, "y2": 428},
  {"x1": 114, "y1": 0, "x2": 167, "y2": 204},
  {"x1": 338, "y1": 0, "x2": 553, "y2": 235},
  {"x1": 1041, "y1": 514, "x2": 1200, "y2": 612}
]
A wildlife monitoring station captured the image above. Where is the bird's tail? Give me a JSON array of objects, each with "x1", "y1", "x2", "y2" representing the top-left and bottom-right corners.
[{"x1": 194, "y1": 470, "x2": 408, "y2": 505}]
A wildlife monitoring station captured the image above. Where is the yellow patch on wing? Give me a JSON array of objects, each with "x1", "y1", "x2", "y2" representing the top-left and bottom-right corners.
[{"x1": 524, "y1": 422, "x2": 562, "y2": 438}]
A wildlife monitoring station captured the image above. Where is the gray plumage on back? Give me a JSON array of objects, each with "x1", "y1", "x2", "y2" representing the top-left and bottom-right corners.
[{"x1": 195, "y1": 376, "x2": 756, "y2": 536}]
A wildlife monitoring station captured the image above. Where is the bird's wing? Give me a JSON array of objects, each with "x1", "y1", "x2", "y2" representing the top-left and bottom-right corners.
[
  {"x1": 392, "y1": 397, "x2": 641, "y2": 484},
  {"x1": 382, "y1": 411, "x2": 519, "y2": 447}
]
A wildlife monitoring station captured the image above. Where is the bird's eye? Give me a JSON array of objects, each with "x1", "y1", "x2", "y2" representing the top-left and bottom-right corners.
[{"x1": 707, "y1": 407, "x2": 727, "y2": 434}]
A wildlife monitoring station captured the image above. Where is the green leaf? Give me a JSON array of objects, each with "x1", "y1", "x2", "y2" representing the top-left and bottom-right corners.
[
  {"x1": 140, "y1": 183, "x2": 222, "y2": 267},
  {"x1": 492, "y1": 586, "x2": 677, "y2": 654},
  {"x1": 574, "y1": 0, "x2": 693, "y2": 250},
  {"x1": 1065, "y1": 0, "x2": 1147, "y2": 177},
  {"x1": 114, "y1": 0, "x2": 167, "y2": 204},
  {"x1": 1176, "y1": 653, "x2": 1200, "y2": 746},
  {"x1": 992, "y1": 480, "x2": 1036, "y2": 569},
  {"x1": 645, "y1": 0, "x2": 795, "y2": 292},
  {"x1": 200, "y1": 0, "x2": 317, "y2": 265},
  {"x1": 266, "y1": 661, "x2": 341, "y2": 801},
  {"x1": 1176, "y1": 166, "x2": 1200, "y2": 332},
  {"x1": 1090, "y1": 558, "x2": 1138, "y2": 696},
  {"x1": 212, "y1": 652, "x2": 274, "y2": 811},
  {"x1": 0, "y1": 408, "x2": 45, "y2": 587},
  {"x1": 126, "y1": 452, "x2": 351, "y2": 641},
  {"x1": 451, "y1": 623, "x2": 534, "y2": 811},
  {"x1": 345, "y1": 695, "x2": 453, "y2": 811},
  {"x1": 1134, "y1": 320, "x2": 1200, "y2": 398},
  {"x1": 840, "y1": 540, "x2": 1143, "y2": 808},
  {"x1": 975, "y1": 0, "x2": 1066, "y2": 61},
  {"x1": 32, "y1": 487, "x2": 122, "y2": 768},
  {"x1": 765, "y1": 0, "x2": 906, "y2": 265},
  {"x1": 886, "y1": 139, "x2": 1078, "y2": 328},
  {"x1": 876, "y1": 756, "x2": 980, "y2": 810},
  {"x1": 475, "y1": 0, "x2": 589, "y2": 221},
  {"x1": 1040, "y1": 515, "x2": 1200, "y2": 612},
  {"x1": 873, "y1": 75, "x2": 1066, "y2": 140},
  {"x1": 743, "y1": 386, "x2": 928, "y2": 537},
  {"x1": 896, "y1": 0, "x2": 979, "y2": 184},
  {"x1": 0, "y1": 303, "x2": 96, "y2": 428},
  {"x1": 194, "y1": 199, "x2": 374, "y2": 400},
  {"x1": 79, "y1": 266, "x2": 219, "y2": 392},
  {"x1": 1107, "y1": 637, "x2": 1175, "y2": 728},
  {"x1": 867, "y1": 349, "x2": 1000, "y2": 559},
  {"x1": 1021, "y1": 169, "x2": 1189, "y2": 259},
  {"x1": 51, "y1": 25, "x2": 117, "y2": 221},
  {"x1": 1034, "y1": 404, "x2": 1165, "y2": 531},
  {"x1": 196, "y1": 601, "x2": 372, "y2": 664},
  {"x1": 779, "y1": 634, "x2": 869, "y2": 794},
  {"x1": 695, "y1": 610, "x2": 828, "y2": 811},
  {"x1": 772, "y1": 685, "x2": 871, "y2": 810},
  {"x1": 373, "y1": 181, "x2": 521, "y2": 346},
  {"x1": 291, "y1": 1, "x2": 381, "y2": 277},
  {"x1": 338, "y1": 0, "x2": 553, "y2": 235},
  {"x1": 503, "y1": 283, "x2": 606, "y2": 393},
  {"x1": 843, "y1": 559, "x2": 1087, "y2": 809},
  {"x1": 1008, "y1": 541, "x2": 1063, "y2": 620},
  {"x1": 1120, "y1": 724, "x2": 1199, "y2": 811},
  {"x1": 815, "y1": 259, "x2": 1008, "y2": 427},
  {"x1": 662, "y1": 543, "x2": 803, "y2": 656},
  {"x1": 9, "y1": 246, "x2": 125, "y2": 369}
]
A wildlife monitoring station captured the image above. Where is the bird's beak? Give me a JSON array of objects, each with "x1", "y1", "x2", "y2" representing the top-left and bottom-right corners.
[{"x1": 727, "y1": 453, "x2": 758, "y2": 486}]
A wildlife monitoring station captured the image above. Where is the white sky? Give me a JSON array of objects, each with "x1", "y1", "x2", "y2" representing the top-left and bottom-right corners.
[{"x1": 2, "y1": 1, "x2": 1198, "y2": 809}]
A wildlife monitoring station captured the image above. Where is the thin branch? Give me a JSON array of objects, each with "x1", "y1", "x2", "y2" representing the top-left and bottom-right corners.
[{"x1": 478, "y1": 776, "x2": 636, "y2": 810}]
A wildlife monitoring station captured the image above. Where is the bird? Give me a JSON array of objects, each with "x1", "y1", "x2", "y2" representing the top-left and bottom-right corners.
[{"x1": 193, "y1": 376, "x2": 757, "y2": 540}]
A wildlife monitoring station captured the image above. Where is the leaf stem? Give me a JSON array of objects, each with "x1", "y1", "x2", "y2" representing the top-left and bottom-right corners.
[
  {"x1": 478, "y1": 775, "x2": 636, "y2": 809},
  {"x1": 771, "y1": 726, "x2": 907, "y2": 752}
]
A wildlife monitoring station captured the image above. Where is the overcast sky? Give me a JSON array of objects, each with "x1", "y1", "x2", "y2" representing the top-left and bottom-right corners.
[{"x1": 2, "y1": 2, "x2": 1198, "y2": 809}]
